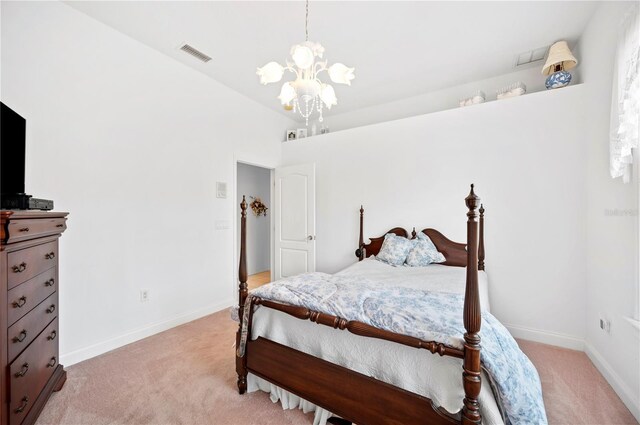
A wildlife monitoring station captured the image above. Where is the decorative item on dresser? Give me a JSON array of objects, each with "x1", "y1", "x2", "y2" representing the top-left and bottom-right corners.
[{"x1": 1, "y1": 210, "x2": 68, "y2": 425}]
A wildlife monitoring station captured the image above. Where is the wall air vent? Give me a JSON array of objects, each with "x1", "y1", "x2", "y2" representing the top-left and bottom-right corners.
[
  {"x1": 514, "y1": 46, "x2": 549, "y2": 68},
  {"x1": 179, "y1": 44, "x2": 212, "y2": 63}
]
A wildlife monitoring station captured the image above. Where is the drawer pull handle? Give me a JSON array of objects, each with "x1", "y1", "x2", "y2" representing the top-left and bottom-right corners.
[
  {"x1": 12, "y1": 296, "x2": 27, "y2": 308},
  {"x1": 13, "y1": 330, "x2": 27, "y2": 343},
  {"x1": 56, "y1": 224, "x2": 64, "y2": 228},
  {"x1": 46, "y1": 304, "x2": 56, "y2": 314},
  {"x1": 45, "y1": 278, "x2": 55, "y2": 287},
  {"x1": 47, "y1": 357, "x2": 57, "y2": 368},
  {"x1": 48, "y1": 330, "x2": 57, "y2": 341},
  {"x1": 18, "y1": 227, "x2": 29, "y2": 232},
  {"x1": 12, "y1": 263, "x2": 27, "y2": 273},
  {"x1": 14, "y1": 396, "x2": 28, "y2": 414},
  {"x1": 14, "y1": 363, "x2": 29, "y2": 378},
  {"x1": 45, "y1": 252, "x2": 56, "y2": 260}
]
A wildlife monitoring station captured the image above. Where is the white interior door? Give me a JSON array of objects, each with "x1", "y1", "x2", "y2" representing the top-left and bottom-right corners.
[{"x1": 274, "y1": 163, "x2": 316, "y2": 280}]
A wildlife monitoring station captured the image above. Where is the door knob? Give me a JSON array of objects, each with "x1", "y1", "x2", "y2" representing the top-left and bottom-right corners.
[{"x1": 307, "y1": 235, "x2": 316, "y2": 241}]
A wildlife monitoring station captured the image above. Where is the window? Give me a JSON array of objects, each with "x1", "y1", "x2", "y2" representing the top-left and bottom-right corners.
[{"x1": 610, "y1": 4, "x2": 639, "y2": 184}]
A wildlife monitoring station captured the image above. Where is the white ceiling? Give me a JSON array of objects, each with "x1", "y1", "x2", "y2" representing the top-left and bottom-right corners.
[{"x1": 66, "y1": 1, "x2": 598, "y2": 122}]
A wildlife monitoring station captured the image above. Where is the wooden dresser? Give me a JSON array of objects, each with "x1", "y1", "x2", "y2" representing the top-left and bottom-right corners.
[{"x1": 0, "y1": 211, "x2": 68, "y2": 425}]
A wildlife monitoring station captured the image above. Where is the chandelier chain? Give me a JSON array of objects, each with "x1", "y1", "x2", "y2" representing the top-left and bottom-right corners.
[{"x1": 305, "y1": 0, "x2": 309, "y2": 41}]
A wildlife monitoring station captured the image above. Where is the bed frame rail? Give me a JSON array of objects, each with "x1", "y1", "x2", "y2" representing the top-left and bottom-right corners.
[{"x1": 254, "y1": 297, "x2": 464, "y2": 359}]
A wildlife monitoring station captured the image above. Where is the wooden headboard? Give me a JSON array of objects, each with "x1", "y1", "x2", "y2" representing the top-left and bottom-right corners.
[
  {"x1": 355, "y1": 205, "x2": 485, "y2": 270},
  {"x1": 417, "y1": 228, "x2": 467, "y2": 268}
]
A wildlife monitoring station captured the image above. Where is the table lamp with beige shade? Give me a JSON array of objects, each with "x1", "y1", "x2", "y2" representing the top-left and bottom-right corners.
[{"x1": 542, "y1": 41, "x2": 578, "y2": 89}]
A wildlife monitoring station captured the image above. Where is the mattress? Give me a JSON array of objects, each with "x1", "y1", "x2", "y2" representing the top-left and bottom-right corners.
[
  {"x1": 246, "y1": 258, "x2": 503, "y2": 425},
  {"x1": 336, "y1": 258, "x2": 491, "y2": 312}
]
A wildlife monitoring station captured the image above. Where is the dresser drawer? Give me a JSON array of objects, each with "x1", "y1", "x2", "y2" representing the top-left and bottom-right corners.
[
  {"x1": 8, "y1": 268, "x2": 57, "y2": 326},
  {"x1": 6, "y1": 217, "x2": 66, "y2": 244},
  {"x1": 9, "y1": 318, "x2": 59, "y2": 425},
  {"x1": 7, "y1": 241, "x2": 58, "y2": 290},
  {"x1": 8, "y1": 292, "x2": 57, "y2": 363}
]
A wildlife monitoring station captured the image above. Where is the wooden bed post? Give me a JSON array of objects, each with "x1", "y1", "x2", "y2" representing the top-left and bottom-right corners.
[
  {"x1": 478, "y1": 204, "x2": 485, "y2": 271},
  {"x1": 462, "y1": 185, "x2": 482, "y2": 425},
  {"x1": 236, "y1": 195, "x2": 248, "y2": 394},
  {"x1": 355, "y1": 206, "x2": 365, "y2": 261}
]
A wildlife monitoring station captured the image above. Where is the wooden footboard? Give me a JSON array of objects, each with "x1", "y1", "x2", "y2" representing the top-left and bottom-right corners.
[
  {"x1": 235, "y1": 186, "x2": 484, "y2": 425},
  {"x1": 248, "y1": 337, "x2": 459, "y2": 425}
]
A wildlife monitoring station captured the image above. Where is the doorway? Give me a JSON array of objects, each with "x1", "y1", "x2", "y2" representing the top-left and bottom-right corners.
[{"x1": 237, "y1": 162, "x2": 273, "y2": 290}]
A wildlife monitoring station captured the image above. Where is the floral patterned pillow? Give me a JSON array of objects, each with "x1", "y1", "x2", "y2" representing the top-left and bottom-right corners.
[
  {"x1": 405, "y1": 232, "x2": 446, "y2": 267},
  {"x1": 376, "y1": 233, "x2": 413, "y2": 266}
]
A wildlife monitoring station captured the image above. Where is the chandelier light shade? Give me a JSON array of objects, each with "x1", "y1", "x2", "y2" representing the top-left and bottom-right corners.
[
  {"x1": 256, "y1": 1, "x2": 355, "y2": 125},
  {"x1": 278, "y1": 82, "x2": 296, "y2": 105},
  {"x1": 257, "y1": 62, "x2": 285, "y2": 85},
  {"x1": 328, "y1": 63, "x2": 355, "y2": 86}
]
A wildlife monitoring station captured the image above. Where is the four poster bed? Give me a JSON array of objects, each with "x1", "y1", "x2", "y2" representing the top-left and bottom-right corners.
[{"x1": 233, "y1": 185, "x2": 545, "y2": 425}]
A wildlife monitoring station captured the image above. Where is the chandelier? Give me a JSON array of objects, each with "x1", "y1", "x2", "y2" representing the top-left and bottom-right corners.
[{"x1": 256, "y1": 0, "x2": 355, "y2": 125}]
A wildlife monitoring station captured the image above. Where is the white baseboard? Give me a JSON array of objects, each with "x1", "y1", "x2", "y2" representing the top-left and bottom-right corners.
[
  {"x1": 60, "y1": 298, "x2": 234, "y2": 366},
  {"x1": 585, "y1": 342, "x2": 640, "y2": 422},
  {"x1": 504, "y1": 323, "x2": 585, "y2": 351}
]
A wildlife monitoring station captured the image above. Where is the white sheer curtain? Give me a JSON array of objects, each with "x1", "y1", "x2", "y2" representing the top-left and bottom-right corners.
[{"x1": 610, "y1": 4, "x2": 639, "y2": 183}]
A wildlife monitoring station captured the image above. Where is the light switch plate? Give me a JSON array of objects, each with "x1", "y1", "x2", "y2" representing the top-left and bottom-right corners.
[{"x1": 216, "y1": 182, "x2": 227, "y2": 198}]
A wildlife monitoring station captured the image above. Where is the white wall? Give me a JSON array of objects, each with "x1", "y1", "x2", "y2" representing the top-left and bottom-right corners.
[
  {"x1": 318, "y1": 66, "x2": 546, "y2": 133},
  {"x1": 283, "y1": 85, "x2": 589, "y2": 348},
  {"x1": 237, "y1": 163, "x2": 271, "y2": 275},
  {"x1": 1, "y1": 1, "x2": 294, "y2": 365},
  {"x1": 576, "y1": 1, "x2": 640, "y2": 420}
]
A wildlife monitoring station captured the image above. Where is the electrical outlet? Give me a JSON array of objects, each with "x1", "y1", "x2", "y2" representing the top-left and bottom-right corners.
[
  {"x1": 140, "y1": 289, "x2": 149, "y2": 303},
  {"x1": 599, "y1": 317, "x2": 611, "y2": 333}
]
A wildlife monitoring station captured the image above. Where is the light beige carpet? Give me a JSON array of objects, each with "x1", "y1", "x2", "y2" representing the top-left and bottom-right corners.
[{"x1": 36, "y1": 310, "x2": 637, "y2": 425}]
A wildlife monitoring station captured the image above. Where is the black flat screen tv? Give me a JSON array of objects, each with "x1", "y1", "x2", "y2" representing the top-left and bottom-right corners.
[{"x1": 1, "y1": 102, "x2": 27, "y2": 195}]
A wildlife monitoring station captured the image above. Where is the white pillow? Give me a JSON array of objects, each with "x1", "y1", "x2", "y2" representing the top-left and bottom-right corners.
[
  {"x1": 405, "y1": 232, "x2": 446, "y2": 267},
  {"x1": 376, "y1": 233, "x2": 413, "y2": 266}
]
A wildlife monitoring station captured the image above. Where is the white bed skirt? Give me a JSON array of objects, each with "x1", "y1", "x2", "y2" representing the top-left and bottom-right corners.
[{"x1": 247, "y1": 373, "x2": 335, "y2": 425}]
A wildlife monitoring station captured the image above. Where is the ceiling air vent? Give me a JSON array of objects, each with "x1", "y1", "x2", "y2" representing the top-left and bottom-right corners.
[
  {"x1": 514, "y1": 46, "x2": 549, "y2": 68},
  {"x1": 180, "y1": 44, "x2": 212, "y2": 63}
]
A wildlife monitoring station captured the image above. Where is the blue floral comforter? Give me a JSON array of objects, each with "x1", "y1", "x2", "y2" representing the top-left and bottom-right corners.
[{"x1": 237, "y1": 272, "x2": 547, "y2": 425}]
